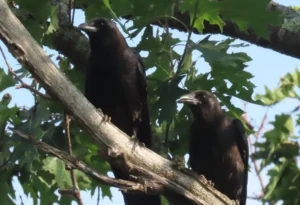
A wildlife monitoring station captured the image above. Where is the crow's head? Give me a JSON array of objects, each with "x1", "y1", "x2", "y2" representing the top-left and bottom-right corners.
[
  {"x1": 178, "y1": 90, "x2": 223, "y2": 121},
  {"x1": 78, "y1": 18, "x2": 125, "y2": 50}
]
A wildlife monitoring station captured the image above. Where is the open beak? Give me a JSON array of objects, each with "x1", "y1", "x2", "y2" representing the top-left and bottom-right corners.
[
  {"x1": 78, "y1": 23, "x2": 97, "y2": 33},
  {"x1": 177, "y1": 93, "x2": 200, "y2": 105}
]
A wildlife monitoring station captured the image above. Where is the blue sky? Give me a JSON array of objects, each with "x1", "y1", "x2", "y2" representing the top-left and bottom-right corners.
[{"x1": 0, "y1": 0, "x2": 299, "y2": 204}]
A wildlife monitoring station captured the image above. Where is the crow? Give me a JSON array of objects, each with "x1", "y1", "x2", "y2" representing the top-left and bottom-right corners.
[
  {"x1": 78, "y1": 18, "x2": 161, "y2": 205},
  {"x1": 178, "y1": 90, "x2": 248, "y2": 205}
]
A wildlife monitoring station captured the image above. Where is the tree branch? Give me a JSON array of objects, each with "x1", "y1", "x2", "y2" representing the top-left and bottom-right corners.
[
  {"x1": 0, "y1": 1, "x2": 234, "y2": 204},
  {"x1": 47, "y1": 0, "x2": 89, "y2": 72},
  {"x1": 14, "y1": 130, "x2": 161, "y2": 194},
  {"x1": 63, "y1": 112, "x2": 84, "y2": 205}
]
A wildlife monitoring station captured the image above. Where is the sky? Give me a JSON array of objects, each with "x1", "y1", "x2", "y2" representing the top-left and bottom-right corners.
[{"x1": 0, "y1": 0, "x2": 299, "y2": 204}]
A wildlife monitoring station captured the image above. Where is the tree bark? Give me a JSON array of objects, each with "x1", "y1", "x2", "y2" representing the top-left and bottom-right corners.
[{"x1": 0, "y1": 0, "x2": 234, "y2": 204}]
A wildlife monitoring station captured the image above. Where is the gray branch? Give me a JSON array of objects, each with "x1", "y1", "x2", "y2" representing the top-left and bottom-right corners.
[{"x1": 14, "y1": 130, "x2": 163, "y2": 195}]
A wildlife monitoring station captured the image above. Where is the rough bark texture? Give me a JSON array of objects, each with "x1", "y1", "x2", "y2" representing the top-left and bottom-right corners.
[
  {"x1": 52, "y1": 1, "x2": 300, "y2": 75},
  {"x1": 0, "y1": 0, "x2": 234, "y2": 204}
]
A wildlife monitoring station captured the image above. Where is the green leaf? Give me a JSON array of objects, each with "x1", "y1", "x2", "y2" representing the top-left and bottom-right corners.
[
  {"x1": 193, "y1": 37, "x2": 252, "y2": 68},
  {"x1": 265, "y1": 159, "x2": 292, "y2": 200},
  {"x1": 0, "y1": 182, "x2": 16, "y2": 205},
  {"x1": 169, "y1": 106, "x2": 191, "y2": 157},
  {"x1": 191, "y1": 37, "x2": 263, "y2": 105},
  {"x1": 161, "y1": 195, "x2": 170, "y2": 205},
  {"x1": 272, "y1": 114, "x2": 294, "y2": 135},
  {"x1": 179, "y1": 49, "x2": 193, "y2": 75},
  {"x1": 31, "y1": 174, "x2": 59, "y2": 205},
  {"x1": 42, "y1": 157, "x2": 72, "y2": 188},
  {"x1": 0, "y1": 69, "x2": 15, "y2": 92},
  {"x1": 219, "y1": 0, "x2": 282, "y2": 40},
  {"x1": 264, "y1": 159, "x2": 300, "y2": 204},
  {"x1": 179, "y1": 0, "x2": 225, "y2": 32},
  {"x1": 152, "y1": 75, "x2": 187, "y2": 124},
  {"x1": 101, "y1": 184, "x2": 113, "y2": 199},
  {"x1": 85, "y1": 1, "x2": 110, "y2": 21},
  {"x1": 130, "y1": 0, "x2": 175, "y2": 18},
  {"x1": 45, "y1": 6, "x2": 59, "y2": 34},
  {"x1": 15, "y1": 0, "x2": 51, "y2": 21},
  {"x1": 256, "y1": 69, "x2": 300, "y2": 105}
]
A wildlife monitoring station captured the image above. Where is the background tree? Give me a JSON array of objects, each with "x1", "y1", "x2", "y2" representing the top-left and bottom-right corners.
[{"x1": 0, "y1": 0, "x2": 299, "y2": 204}]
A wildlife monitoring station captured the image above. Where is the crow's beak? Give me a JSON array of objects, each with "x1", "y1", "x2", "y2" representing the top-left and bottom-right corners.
[
  {"x1": 78, "y1": 23, "x2": 97, "y2": 33},
  {"x1": 177, "y1": 93, "x2": 201, "y2": 105}
]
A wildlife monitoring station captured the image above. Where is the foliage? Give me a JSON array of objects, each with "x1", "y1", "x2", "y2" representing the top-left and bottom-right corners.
[{"x1": 1, "y1": 0, "x2": 298, "y2": 205}]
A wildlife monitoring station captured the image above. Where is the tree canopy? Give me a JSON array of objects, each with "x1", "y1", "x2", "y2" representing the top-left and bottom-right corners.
[{"x1": 0, "y1": 0, "x2": 299, "y2": 205}]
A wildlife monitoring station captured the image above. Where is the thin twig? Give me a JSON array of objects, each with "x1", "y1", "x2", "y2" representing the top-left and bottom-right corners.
[
  {"x1": 155, "y1": 20, "x2": 176, "y2": 74},
  {"x1": 243, "y1": 103, "x2": 266, "y2": 195},
  {"x1": 0, "y1": 46, "x2": 52, "y2": 100},
  {"x1": 97, "y1": 187, "x2": 100, "y2": 205},
  {"x1": 248, "y1": 138, "x2": 265, "y2": 193},
  {"x1": 64, "y1": 113, "x2": 73, "y2": 156},
  {"x1": 13, "y1": 130, "x2": 162, "y2": 194},
  {"x1": 247, "y1": 195, "x2": 263, "y2": 200},
  {"x1": 162, "y1": 19, "x2": 175, "y2": 75},
  {"x1": 254, "y1": 109, "x2": 268, "y2": 138},
  {"x1": 19, "y1": 195, "x2": 24, "y2": 205},
  {"x1": 157, "y1": 15, "x2": 190, "y2": 33},
  {"x1": 254, "y1": 110, "x2": 268, "y2": 153},
  {"x1": 69, "y1": 0, "x2": 75, "y2": 25},
  {"x1": 290, "y1": 104, "x2": 300, "y2": 113},
  {"x1": 64, "y1": 112, "x2": 84, "y2": 205},
  {"x1": 164, "y1": 122, "x2": 170, "y2": 148},
  {"x1": 175, "y1": 0, "x2": 200, "y2": 75},
  {"x1": 68, "y1": 0, "x2": 72, "y2": 23},
  {"x1": 71, "y1": 2, "x2": 75, "y2": 25}
]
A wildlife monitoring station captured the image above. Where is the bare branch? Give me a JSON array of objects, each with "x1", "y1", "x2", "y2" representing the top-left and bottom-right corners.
[
  {"x1": 71, "y1": 0, "x2": 75, "y2": 25},
  {"x1": 255, "y1": 111, "x2": 268, "y2": 138},
  {"x1": 49, "y1": 0, "x2": 89, "y2": 73},
  {"x1": 247, "y1": 195, "x2": 263, "y2": 200},
  {"x1": 243, "y1": 104, "x2": 267, "y2": 195},
  {"x1": 176, "y1": 0, "x2": 199, "y2": 75},
  {"x1": 63, "y1": 112, "x2": 84, "y2": 205},
  {"x1": 14, "y1": 130, "x2": 162, "y2": 194},
  {"x1": 248, "y1": 138, "x2": 265, "y2": 194}
]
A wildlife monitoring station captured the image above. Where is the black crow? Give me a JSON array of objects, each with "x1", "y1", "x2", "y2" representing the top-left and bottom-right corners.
[
  {"x1": 78, "y1": 18, "x2": 160, "y2": 205},
  {"x1": 178, "y1": 90, "x2": 248, "y2": 205}
]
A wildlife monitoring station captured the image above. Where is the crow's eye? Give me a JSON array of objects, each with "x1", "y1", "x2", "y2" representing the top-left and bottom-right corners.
[{"x1": 99, "y1": 22, "x2": 104, "y2": 27}]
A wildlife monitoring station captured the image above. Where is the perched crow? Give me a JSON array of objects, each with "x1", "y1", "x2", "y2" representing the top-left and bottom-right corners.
[
  {"x1": 178, "y1": 90, "x2": 248, "y2": 205},
  {"x1": 78, "y1": 18, "x2": 161, "y2": 205}
]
